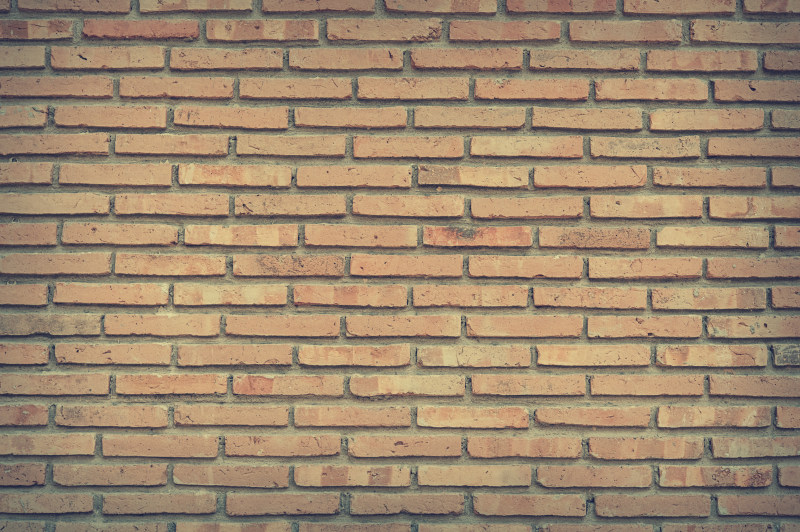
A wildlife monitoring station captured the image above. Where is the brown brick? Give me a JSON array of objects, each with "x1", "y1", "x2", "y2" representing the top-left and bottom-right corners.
[
  {"x1": 530, "y1": 49, "x2": 640, "y2": 71},
  {"x1": 103, "y1": 493, "x2": 217, "y2": 515},
  {"x1": 227, "y1": 314, "x2": 339, "y2": 337},
  {"x1": 652, "y1": 287, "x2": 766, "y2": 310},
  {"x1": 412, "y1": 48, "x2": 522, "y2": 70},
  {"x1": 0, "y1": 133, "x2": 110, "y2": 155},
  {"x1": 592, "y1": 135, "x2": 701, "y2": 158},
  {"x1": 474, "y1": 494, "x2": 586, "y2": 517},
  {"x1": 83, "y1": 19, "x2": 199, "y2": 39},
  {"x1": 774, "y1": 285, "x2": 800, "y2": 308},
  {"x1": 0, "y1": 463, "x2": 45, "y2": 486},
  {"x1": 419, "y1": 465, "x2": 529, "y2": 487},
  {"x1": 657, "y1": 226, "x2": 769, "y2": 249},
  {"x1": 414, "y1": 285, "x2": 526, "y2": 307},
  {"x1": 117, "y1": 194, "x2": 228, "y2": 216},
  {"x1": 469, "y1": 255, "x2": 582, "y2": 279},
  {"x1": 385, "y1": 0, "x2": 494, "y2": 12},
  {"x1": 473, "y1": 135, "x2": 583, "y2": 157},
  {"x1": 226, "y1": 493, "x2": 339, "y2": 516},
  {"x1": 708, "y1": 257, "x2": 800, "y2": 279},
  {"x1": 648, "y1": 50, "x2": 756, "y2": 72},
  {"x1": 234, "y1": 254, "x2": 345, "y2": 277},
  {"x1": 296, "y1": 465, "x2": 410, "y2": 487},
  {"x1": 350, "y1": 493, "x2": 464, "y2": 515},
  {"x1": 296, "y1": 107, "x2": 405, "y2": 129},
  {"x1": 54, "y1": 282, "x2": 168, "y2": 306},
  {"x1": 765, "y1": 51, "x2": 800, "y2": 71},
  {"x1": 0, "y1": 223, "x2": 56, "y2": 247},
  {"x1": 120, "y1": 76, "x2": 233, "y2": 99},
  {"x1": 263, "y1": 0, "x2": 373, "y2": 10},
  {"x1": 473, "y1": 374, "x2": 585, "y2": 396},
  {"x1": 0, "y1": 253, "x2": 111, "y2": 276},
  {"x1": 349, "y1": 436, "x2": 461, "y2": 459},
  {"x1": 535, "y1": 164, "x2": 646, "y2": 188},
  {"x1": 597, "y1": 79, "x2": 707, "y2": 102},
  {"x1": 538, "y1": 465, "x2": 651, "y2": 488},
  {"x1": 709, "y1": 316, "x2": 800, "y2": 339},
  {"x1": 0, "y1": 163, "x2": 53, "y2": 185},
  {"x1": 627, "y1": 0, "x2": 734, "y2": 12},
  {"x1": 103, "y1": 434, "x2": 218, "y2": 458},
  {"x1": 174, "y1": 285, "x2": 287, "y2": 307},
  {"x1": 713, "y1": 436, "x2": 800, "y2": 458},
  {"x1": 424, "y1": 226, "x2": 532, "y2": 247},
  {"x1": 233, "y1": 375, "x2": 343, "y2": 396},
  {"x1": 710, "y1": 137, "x2": 800, "y2": 157},
  {"x1": 415, "y1": 106, "x2": 524, "y2": 129},
  {"x1": 717, "y1": 495, "x2": 800, "y2": 516},
  {"x1": 533, "y1": 107, "x2": 642, "y2": 130},
  {"x1": 0, "y1": 433, "x2": 96, "y2": 455},
  {"x1": 651, "y1": 109, "x2": 763, "y2": 131},
  {"x1": 595, "y1": 494, "x2": 710, "y2": 518},
  {"x1": 62, "y1": 223, "x2": 177, "y2": 246},
  {"x1": 540, "y1": 227, "x2": 650, "y2": 249},
  {"x1": 55, "y1": 405, "x2": 167, "y2": 428},
  {"x1": 450, "y1": 20, "x2": 558, "y2": 41},
  {"x1": 0, "y1": 19, "x2": 73, "y2": 39},
  {"x1": 0, "y1": 493, "x2": 93, "y2": 514},
  {"x1": 305, "y1": 224, "x2": 416, "y2": 248},
  {"x1": 0, "y1": 314, "x2": 102, "y2": 336},
  {"x1": 115, "y1": 253, "x2": 226, "y2": 276},
  {"x1": 590, "y1": 257, "x2": 702, "y2": 279},
  {"x1": 508, "y1": 0, "x2": 614, "y2": 11},
  {"x1": 535, "y1": 287, "x2": 646, "y2": 310},
  {"x1": 0, "y1": 344, "x2": 48, "y2": 364},
  {"x1": 0, "y1": 105, "x2": 47, "y2": 127},
  {"x1": 354, "y1": 136, "x2": 463, "y2": 158},
  {"x1": 174, "y1": 465, "x2": 289, "y2": 488},
  {"x1": 116, "y1": 134, "x2": 228, "y2": 156},
  {"x1": 592, "y1": 195, "x2": 702, "y2": 218},
  {"x1": 116, "y1": 374, "x2": 226, "y2": 395},
  {"x1": 658, "y1": 406, "x2": 771, "y2": 428},
  {"x1": 467, "y1": 315, "x2": 582, "y2": 338}
]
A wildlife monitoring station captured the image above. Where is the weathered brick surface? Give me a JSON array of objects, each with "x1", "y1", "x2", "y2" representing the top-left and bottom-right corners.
[{"x1": 0, "y1": 2, "x2": 797, "y2": 528}]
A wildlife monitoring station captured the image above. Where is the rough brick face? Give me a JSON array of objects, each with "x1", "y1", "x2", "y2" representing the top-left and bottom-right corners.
[{"x1": 0, "y1": 1, "x2": 797, "y2": 529}]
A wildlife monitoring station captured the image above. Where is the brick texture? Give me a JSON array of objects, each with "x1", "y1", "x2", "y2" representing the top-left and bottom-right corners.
[{"x1": 0, "y1": 1, "x2": 798, "y2": 529}]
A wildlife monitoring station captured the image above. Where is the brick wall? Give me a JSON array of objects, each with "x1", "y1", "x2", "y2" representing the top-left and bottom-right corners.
[{"x1": 0, "y1": 0, "x2": 799, "y2": 529}]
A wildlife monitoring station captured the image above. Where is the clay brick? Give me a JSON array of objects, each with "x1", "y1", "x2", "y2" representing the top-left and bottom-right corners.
[
  {"x1": 349, "y1": 375, "x2": 465, "y2": 396},
  {"x1": 226, "y1": 315, "x2": 340, "y2": 336},
  {"x1": 295, "y1": 465, "x2": 410, "y2": 487},
  {"x1": 291, "y1": 48, "x2": 401, "y2": 70},
  {"x1": 60, "y1": 163, "x2": 172, "y2": 186},
  {"x1": 595, "y1": 495, "x2": 710, "y2": 517},
  {"x1": 476, "y1": 79, "x2": 588, "y2": 101},
  {"x1": 350, "y1": 493, "x2": 464, "y2": 515},
  {"x1": 710, "y1": 375, "x2": 800, "y2": 397},
  {"x1": 588, "y1": 315, "x2": 702, "y2": 338},
  {"x1": 538, "y1": 465, "x2": 651, "y2": 488},
  {"x1": 692, "y1": 21, "x2": 800, "y2": 44},
  {"x1": 0, "y1": 76, "x2": 113, "y2": 98},
  {"x1": 0, "y1": 133, "x2": 110, "y2": 155},
  {"x1": 115, "y1": 253, "x2": 226, "y2": 276},
  {"x1": 226, "y1": 493, "x2": 340, "y2": 516},
  {"x1": 467, "y1": 315, "x2": 582, "y2": 338},
  {"x1": 530, "y1": 49, "x2": 640, "y2": 71},
  {"x1": 537, "y1": 345, "x2": 649, "y2": 366},
  {"x1": 185, "y1": 224, "x2": 296, "y2": 247},
  {"x1": 713, "y1": 437, "x2": 800, "y2": 458},
  {"x1": 652, "y1": 287, "x2": 766, "y2": 310},
  {"x1": 414, "y1": 285, "x2": 526, "y2": 307},
  {"x1": 419, "y1": 465, "x2": 529, "y2": 486},
  {"x1": 358, "y1": 77, "x2": 468, "y2": 100},
  {"x1": 295, "y1": 285, "x2": 406, "y2": 308},
  {"x1": 351, "y1": 253, "x2": 462, "y2": 277},
  {"x1": 354, "y1": 136, "x2": 463, "y2": 158},
  {"x1": 174, "y1": 106, "x2": 287, "y2": 129},
  {"x1": 415, "y1": 106, "x2": 525, "y2": 129},
  {"x1": 473, "y1": 494, "x2": 586, "y2": 517},
  {"x1": 658, "y1": 406, "x2": 771, "y2": 428},
  {"x1": 0, "y1": 163, "x2": 53, "y2": 185},
  {"x1": 654, "y1": 166, "x2": 766, "y2": 188},
  {"x1": 711, "y1": 196, "x2": 800, "y2": 219},
  {"x1": 305, "y1": 224, "x2": 416, "y2": 247},
  {"x1": 0, "y1": 223, "x2": 56, "y2": 246},
  {"x1": 473, "y1": 374, "x2": 585, "y2": 396},
  {"x1": 472, "y1": 135, "x2": 583, "y2": 157},
  {"x1": 328, "y1": 18, "x2": 440, "y2": 41},
  {"x1": 589, "y1": 437, "x2": 704, "y2": 460},
  {"x1": 469, "y1": 255, "x2": 582, "y2": 278},
  {"x1": 0, "y1": 19, "x2": 73, "y2": 39},
  {"x1": 83, "y1": 19, "x2": 199, "y2": 39},
  {"x1": 0, "y1": 344, "x2": 48, "y2": 363},
  {"x1": 115, "y1": 374, "x2": 226, "y2": 394},
  {"x1": 174, "y1": 285, "x2": 288, "y2": 307},
  {"x1": 54, "y1": 464, "x2": 167, "y2": 486},
  {"x1": 774, "y1": 285, "x2": 800, "y2": 308},
  {"x1": 174, "y1": 405, "x2": 288, "y2": 426},
  {"x1": 55, "y1": 405, "x2": 167, "y2": 427},
  {"x1": 417, "y1": 406, "x2": 528, "y2": 428},
  {"x1": 0, "y1": 493, "x2": 93, "y2": 514},
  {"x1": 51, "y1": 46, "x2": 164, "y2": 70},
  {"x1": 174, "y1": 465, "x2": 289, "y2": 488},
  {"x1": 591, "y1": 375, "x2": 704, "y2": 396},
  {"x1": 656, "y1": 345, "x2": 768, "y2": 367},
  {"x1": 656, "y1": 227, "x2": 769, "y2": 249},
  {"x1": 651, "y1": 109, "x2": 763, "y2": 131},
  {"x1": 535, "y1": 164, "x2": 646, "y2": 188},
  {"x1": 62, "y1": 223, "x2": 177, "y2": 246},
  {"x1": 239, "y1": 135, "x2": 346, "y2": 157},
  {"x1": 234, "y1": 254, "x2": 345, "y2": 277},
  {"x1": 206, "y1": 20, "x2": 317, "y2": 41},
  {"x1": 263, "y1": 0, "x2": 373, "y2": 10},
  {"x1": 708, "y1": 316, "x2": 800, "y2": 339},
  {"x1": 233, "y1": 375, "x2": 343, "y2": 396},
  {"x1": 590, "y1": 257, "x2": 702, "y2": 280},
  {"x1": 411, "y1": 48, "x2": 522, "y2": 70},
  {"x1": 0, "y1": 314, "x2": 102, "y2": 336},
  {"x1": 596, "y1": 79, "x2": 707, "y2": 102},
  {"x1": 592, "y1": 136, "x2": 701, "y2": 158},
  {"x1": 116, "y1": 134, "x2": 228, "y2": 156},
  {"x1": 295, "y1": 406, "x2": 410, "y2": 427},
  {"x1": 103, "y1": 435, "x2": 218, "y2": 458},
  {"x1": 773, "y1": 110, "x2": 800, "y2": 129},
  {"x1": 425, "y1": 226, "x2": 532, "y2": 247},
  {"x1": 140, "y1": 0, "x2": 251, "y2": 11},
  {"x1": 297, "y1": 165, "x2": 411, "y2": 188},
  {"x1": 241, "y1": 78, "x2": 352, "y2": 99},
  {"x1": 717, "y1": 495, "x2": 800, "y2": 516},
  {"x1": 296, "y1": 107, "x2": 406, "y2": 128},
  {"x1": 765, "y1": 51, "x2": 800, "y2": 71},
  {"x1": 708, "y1": 258, "x2": 800, "y2": 279},
  {"x1": 710, "y1": 137, "x2": 800, "y2": 157},
  {"x1": 119, "y1": 76, "x2": 233, "y2": 99},
  {"x1": 626, "y1": 0, "x2": 734, "y2": 13},
  {"x1": 0, "y1": 434, "x2": 95, "y2": 456},
  {"x1": 225, "y1": 435, "x2": 340, "y2": 457},
  {"x1": 0, "y1": 463, "x2": 45, "y2": 486},
  {"x1": 648, "y1": 50, "x2": 757, "y2": 72},
  {"x1": 540, "y1": 227, "x2": 650, "y2": 250},
  {"x1": 180, "y1": 164, "x2": 291, "y2": 187},
  {"x1": 103, "y1": 493, "x2": 217, "y2": 515},
  {"x1": 385, "y1": 0, "x2": 494, "y2": 11},
  {"x1": 417, "y1": 345, "x2": 530, "y2": 367},
  {"x1": 0, "y1": 253, "x2": 111, "y2": 276},
  {"x1": 534, "y1": 107, "x2": 642, "y2": 130},
  {"x1": 0, "y1": 105, "x2": 47, "y2": 126},
  {"x1": 236, "y1": 195, "x2": 345, "y2": 216},
  {"x1": 348, "y1": 435, "x2": 462, "y2": 458},
  {"x1": 450, "y1": 20, "x2": 559, "y2": 41},
  {"x1": 468, "y1": 436, "x2": 582, "y2": 458},
  {"x1": 536, "y1": 406, "x2": 651, "y2": 427},
  {"x1": 570, "y1": 20, "x2": 681, "y2": 43},
  {"x1": 534, "y1": 287, "x2": 645, "y2": 310},
  {"x1": 717, "y1": 80, "x2": 800, "y2": 102},
  {"x1": 20, "y1": 0, "x2": 129, "y2": 11},
  {"x1": 55, "y1": 343, "x2": 171, "y2": 365}
]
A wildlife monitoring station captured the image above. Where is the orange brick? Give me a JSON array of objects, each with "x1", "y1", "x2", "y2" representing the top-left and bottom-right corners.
[
  {"x1": 473, "y1": 374, "x2": 585, "y2": 396},
  {"x1": 591, "y1": 195, "x2": 702, "y2": 218},
  {"x1": 0, "y1": 163, "x2": 53, "y2": 185},
  {"x1": 774, "y1": 285, "x2": 800, "y2": 308},
  {"x1": 0, "y1": 223, "x2": 56, "y2": 246},
  {"x1": 591, "y1": 375, "x2": 704, "y2": 396},
  {"x1": 468, "y1": 436, "x2": 582, "y2": 458},
  {"x1": 238, "y1": 135, "x2": 345, "y2": 157},
  {"x1": 651, "y1": 109, "x2": 763, "y2": 131},
  {"x1": 62, "y1": 223, "x2": 177, "y2": 246},
  {"x1": 295, "y1": 465, "x2": 410, "y2": 487},
  {"x1": 692, "y1": 21, "x2": 800, "y2": 44},
  {"x1": 657, "y1": 226, "x2": 769, "y2": 249},
  {"x1": 294, "y1": 285, "x2": 407, "y2": 308},
  {"x1": 0, "y1": 463, "x2": 45, "y2": 486},
  {"x1": 174, "y1": 106, "x2": 287, "y2": 129},
  {"x1": 415, "y1": 106, "x2": 524, "y2": 129},
  {"x1": 119, "y1": 76, "x2": 233, "y2": 99},
  {"x1": 55, "y1": 405, "x2": 167, "y2": 428},
  {"x1": 654, "y1": 166, "x2": 766, "y2": 188},
  {"x1": 82, "y1": 19, "x2": 199, "y2": 39},
  {"x1": 291, "y1": 48, "x2": 401, "y2": 70},
  {"x1": 0, "y1": 313, "x2": 101, "y2": 336},
  {"x1": 263, "y1": 0, "x2": 373, "y2": 10},
  {"x1": 469, "y1": 255, "x2": 583, "y2": 279},
  {"x1": 472, "y1": 135, "x2": 583, "y2": 157},
  {"x1": 115, "y1": 253, "x2": 226, "y2": 276},
  {"x1": 474, "y1": 494, "x2": 585, "y2": 517},
  {"x1": 226, "y1": 493, "x2": 339, "y2": 516},
  {"x1": 595, "y1": 494, "x2": 710, "y2": 518},
  {"x1": 536, "y1": 406, "x2": 651, "y2": 427},
  {"x1": 708, "y1": 316, "x2": 800, "y2": 338},
  {"x1": 206, "y1": 20, "x2": 317, "y2": 41},
  {"x1": 475, "y1": 79, "x2": 590, "y2": 100},
  {"x1": 708, "y1": 257, "x2": 800, "y2": 279},
  {"x1": 174, "y1": 465, "x2": 289, "y2": 488},
  {"x1": 626, "y1": 0, "x2": 734, "y2": 12},
  {"x1": 539, "y1": 227, "x2": 650, "y2": 249},
  {"x1": 354, "y1": 136, "x2": 463, "y2": 158},
  {"x1": 54, "y1": 283, "x2": 168, "y2": 306},
  {"x1": 116, "y1": 374, "x2": 226, "y2": 395},
  {"x1": 328, "y1": 18, "x2": 440, "y2": 41},
  {"x1": 589, "y1": 437, "x2": 704, "y2": 460},
  {"x1": 116, "y1": 134, "x2": 228, "y2": 156},
  {"x1": 0, "y1": 433, "x2": 95, "y2": 455},
  {"x1": 656, "y1": 345, "x2": 768, "y2": 367},
  {"x1": 59, "y1": 163, "x2": 172, "y2": 187},
  {"x1": 530, "y1": 49, "x2": 639, "y2": 71},
  {"x1": 711, "y1": 196, "x2": 800, "y2": 219},
  {"x1": 418, "y1": 406, "x2": 528, "y2": 428},
  {"x1": 51, "y1": 46, "x2": 164, "y2": 70},
  {"x1": 0, "y1": 344, "x2": 48, "y2": 364},
  {"x1": 350, "y1": 493, "x2": 464, "y2": 515},
  {"x1": 419, "y1": 465, "x2": 529, "y2": 486},
  {"x1": 589, "y1": 315, "x2": 702, "y2": 338},
  {"x1": 765, "y1": 51, "x2": 800, "y2": 71},
  {"x1": 657, "y1": 406, "x2": 771, "y2": 428},
  {"x1": 0, "y1": 252, "x2": 111, "y2": 276},
  {"x1": 305, "y1": 224, "x2": 416, "y2": 247},
  {"x1": 777, "y1": 407, "x2": 800, "y2": 428},
  {"x1": 105, "y1": 314, "x2": 221, "y2": 337},
  {"x1": 140, "y1": 0, "x2": 249, "y2": 11},
  {"x1": 652, "y1": 287, "x2": 766, "y2": 310},
  {"x1": 472, "y1": 196, "x2": 581, "y2": 219},
  {"x1": 411, "y1": 48, "x2": 522, "y2": 70},
  {"x1": 534, "y1": 287, "x2": 646, "y2": 310},
  {"x1": 0, "y1": 19, "x2": 73, "y2": 39},
  {"x1": 0, "y1": 493, "x2": 93, "y2": 514},
  {"x1": 184, "y1": 224, "x2": 297, "y2": 247},
  {"x1": 590, "y1": 257, "x2": 702, "y2": 279},
  {"x1": 295, "y1": 406, "x2": 410, "y2": 427},
  {"x1": 570, "y1": 20, "x2": 681, "y2": 43},
  {"x1": 413, "y1": 285, "x2": 527, "y2": 307},
  {"x1": 0, "y1": 76, "x2": 113, "y2": 98},
  {"x1": 116, "y1": 194, "x2": 228, "y2": 216},
  {"x1": 718, "y1": 495, "x2": 800, "y2": 516},
  {"x1": 241, "y1": 77, "x2": 351, "y2": 100},
  {"x1": 713, "y1": 436, "x2": 800, "y2": 458},
  {"x1": 385, "y1": 0, "x2": 494, "y2": 12},
  {"x1": 174, "y1": 404, "x2": 288, "y2": 426},
  {"x1": 0, "y1": 105, "x2": 47, "y2": 126},
  {"x1": 508, "y1": 0, "x2": 614, "y2": 11},
  {"x1": 346, "y1": 315, "x2": 460, "y2": 337},
  {"x1": 711, "y1": 375, "x2": 800, "y2": 397},
  {"x1": 597, "y1": 79, "x2": 707, "y2": 102},
  {"x1": 451, "y1": 20, "x2": 558, "y2": 41},
  {"x1": 174, "y1": 284, "x2": 287, "y2": 307},
  {"x1": 773, "y1": 109, "x2": 800, "y2": 129},
  {"x1": 0, "y1": 133, "x2": 109, "y2": 155},
  {"x1": 54, "y1": 464, "x2": 167, "y2": 486},
  {"x1": 297, "y1": 165, "x2": 411, "y2": 188},
  {"x1": 179, "y1": 164, "x2": 291, "y2": 187},
  {"x1": 225, "y1": 435, "x2": 340, "y2": 457},
  {"x1": 349, "y1": 375, "x2": 464, "y2": 396},
  {"x1": 233, "y1": 375, "x2": 343, "y2": 396},
  {"x1": 710, "y1": 137, "x2": 800, "y2": 157},
  {"x1": 535, "y1": 164, "x2": 646, "y2": 188},
  {"x1": 55, "y1": 343, "x2": 171, "y2": 365},
  {"x1": 348, "y1": 435, "x2": 461, "y2": 457},
  {"x1": 467, "y1": 315, "x2": 582, "y2": 338},
  {"x1": 358, "y1": 77, "x2": 468, "y2": 100},
  {"x1": 424, "y1": 226, "x2": 532, "y2": 247},
  {"x1": 537, "y1": 345, "x2": 649, "y2": 367},
  {"x1": 592, "y1": 135, "x2": 701, "y2": 158},
  {"x1": 419, "y1": 165, "x2": 527, "y2": 188},
  {"x1": 177, "y1": 344, "x2": 291, "y2": 366},
  {"x1": 533, "y1": 107, "x2": 641, "y2": 130},
  {"x1": 718, "y1": 80, "x2": 800, "y2": 103},
  {"x1": 103, "y1": 493, "x2": 217, "y2": 515},
  {"x1": 226, "y1": 315, "x2": 340, "y2": 337},
  {"x1": 296, "y1": 107, "x2": 405, "y2": 129},
  {"x1": 538, "y1": 465, "x2": 651, "y2": 488},
  {"x1": 234, "y1": 254, "x2": 345, "y2": 277},
  {"x1": 418, "y1": 344, "x2": 529, "y2": 368}
]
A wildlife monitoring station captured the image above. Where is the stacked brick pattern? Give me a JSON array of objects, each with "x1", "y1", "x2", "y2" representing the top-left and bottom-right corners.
[{"x1": 1, "y1": 0, "x2": 800, "y2": 529}]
